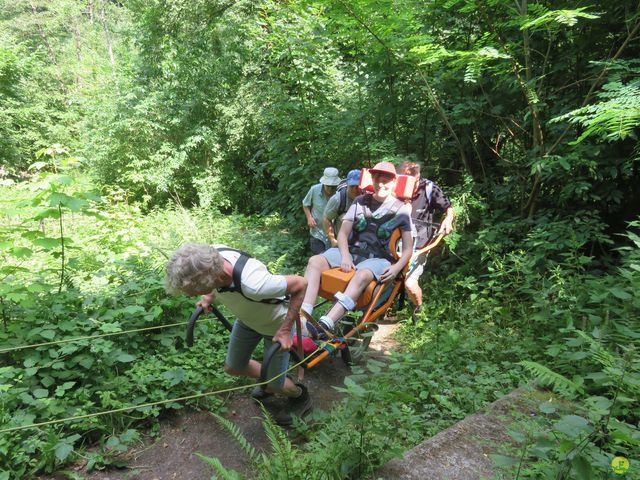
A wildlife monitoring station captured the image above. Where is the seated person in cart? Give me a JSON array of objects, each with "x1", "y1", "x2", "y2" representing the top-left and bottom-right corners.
[
  {"x1": 165, "y1": 244, "x2": 311, "y2": 426},
  {"x1": 301, "y1": 161, "x2": 414, "y2": 335}
]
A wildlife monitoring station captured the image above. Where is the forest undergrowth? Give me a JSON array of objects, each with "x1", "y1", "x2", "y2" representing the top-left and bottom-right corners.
[
  {"x1": 2, "y1": 1, "x2": 640, "y2": 478},
  {"x1": 0, "y1": 163, "x2": 638, "y2": 479}
]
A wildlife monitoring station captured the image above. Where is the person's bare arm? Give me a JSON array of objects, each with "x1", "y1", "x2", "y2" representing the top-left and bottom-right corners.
[
  {"x1": 337, "y1": 219, "x2": 355, "y2": 272},
  {"x1": 379, "y1": 229, "x2": 413, "y2": 283},
  {"x1": 323, "y1": 216, "x2": 338, "y2": 247},
  {"x1": 272, "y1": 275, "x2": 308, "y2": 351},
  {"x1": 439, "y1": 206, "x2": 455, "y2": 235},
  {"x1": 303, "y1": 206, "x2": 317, "y2": 228}
]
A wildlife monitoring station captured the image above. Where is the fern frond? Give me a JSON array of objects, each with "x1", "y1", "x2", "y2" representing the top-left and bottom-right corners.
[
  {"x1": 257, "y1": 403, "x2": 304, "y2": 480},
  {"x1": 196, "y1": 452, "x2": 244, "y2": 480},
  {"x1": 553, "y1": 78, "x2": 640, "y2": 143},
  {"x1": 259, "y1": 405, "x2": 291, "y2": 453},
  {"x1": 260, "y1": 404, "x2": 294, "y2": 462},
  {"x1": 210, "y1": 412, "x2": 259, "y2": 462},
  {"x1": 518, "y1": 360, "x2": 583, "y2": 397},
  {"x1": 267, "y1": 253, "x2": 288, "y2": 273},
  {"x1": 574, "y1": 330, "x2": 616, "y2": 368}
]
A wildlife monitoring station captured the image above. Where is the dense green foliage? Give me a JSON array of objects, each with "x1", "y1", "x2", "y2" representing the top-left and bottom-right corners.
[
  {"x1": 1, "y1": 0, "x2": 639, "y2": 478},
  {"x1": 0, "y1": 167, "x2": 305, "y2": 476}
]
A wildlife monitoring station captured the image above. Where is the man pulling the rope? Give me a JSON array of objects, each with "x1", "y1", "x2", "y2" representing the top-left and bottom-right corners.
[{"x1": 166, "y1": 244, "x2": 311, "y2": 426}]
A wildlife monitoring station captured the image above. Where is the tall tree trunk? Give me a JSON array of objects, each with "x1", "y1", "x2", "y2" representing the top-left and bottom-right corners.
[
  {"x1": 387, "y1": 56, "x2": 397, "y2": 144},
  {"x1": 476, "y1": 0, "x2": 545, "y2": 216},
  {"x1": 72, "y1": 17, "x2": 83, "y2": 86},
  {"x1": 519, "y1": 0, "x2": 545, "y2": 217},
  {"x1": 88, "y1": 0, "x2": 95, "y2": 23},
  {"x1": 99, "y1": 3, "x2": 116, "y2": 69},
  {"x1": 420, "y1": 107, "x2": 429, "y2": 162}
]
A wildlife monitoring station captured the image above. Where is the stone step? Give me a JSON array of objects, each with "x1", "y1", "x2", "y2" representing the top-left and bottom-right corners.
[{"x1": 376, "y1": 387, "x2": 545, "y2": 480}]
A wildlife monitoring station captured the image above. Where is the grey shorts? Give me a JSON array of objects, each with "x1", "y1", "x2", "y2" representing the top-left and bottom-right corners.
[
  {"x1": 225, "y1": 320, "x2": 290, "y2": 390},
  {"x1": 309, "y1": 237, "x2": 327, "y2": 255},
  {"x1": 321, "y1": 247, "x2": 391, "y2": 280},
  {"x1": 406, "y1": 253, "x2": 428, "y2": 284}
]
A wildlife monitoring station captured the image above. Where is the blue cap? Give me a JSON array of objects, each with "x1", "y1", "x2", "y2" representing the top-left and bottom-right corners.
[{"x1": 346, "y1": 169, "x2": 361, "y2": 186}]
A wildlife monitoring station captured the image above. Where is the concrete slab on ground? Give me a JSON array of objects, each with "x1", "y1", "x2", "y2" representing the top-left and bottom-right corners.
[{"x1": 376, "y1": 387, "x2": 543, "y2": 480}]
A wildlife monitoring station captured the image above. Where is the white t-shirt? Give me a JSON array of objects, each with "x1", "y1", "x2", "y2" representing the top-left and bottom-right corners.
[{"x1": 214, "y1": 245, "x2": 288, "y2": 336}]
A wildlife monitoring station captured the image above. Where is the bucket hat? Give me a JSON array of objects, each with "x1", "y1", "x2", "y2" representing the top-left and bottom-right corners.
[{"x1": 319, "y1": 167, "x2": 341, "y2": 186}]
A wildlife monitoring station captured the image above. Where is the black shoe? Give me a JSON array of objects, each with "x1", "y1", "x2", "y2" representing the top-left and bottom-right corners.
[
  {"x1": 251, "y1": 385, "x2": 273, "y2": 401},
  {"x1": 274, "y1": 383, "x2": 312, "y2": 427},
  {"x1": 305, "y1": 321, "x2": 320, "y2": 339},
  {"x1": 383, "y1": 306, "x2": 397, "y2": 321}
]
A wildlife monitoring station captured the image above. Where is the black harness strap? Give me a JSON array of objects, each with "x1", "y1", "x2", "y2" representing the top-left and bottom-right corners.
[
  {"x1": 350, "y1": 194, "x2": 403, "y2": 262},
  {"x1": 216, "y1": 247, "x2": 285, "y2": 305},
  {"x1": 231, "y1": 252, "x2": 249, "y2": 294}
]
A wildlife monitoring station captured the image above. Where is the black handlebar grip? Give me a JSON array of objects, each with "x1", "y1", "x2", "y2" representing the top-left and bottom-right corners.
[
  {"x1": 186, "y1": 306, "x2": 204, "y2": 348},
  {"x1": 211, "y1": 306, "x2": 233, "y2": 332},
  {"x1": 186, "y1": 305, "x2": 234, "y2": 348}
]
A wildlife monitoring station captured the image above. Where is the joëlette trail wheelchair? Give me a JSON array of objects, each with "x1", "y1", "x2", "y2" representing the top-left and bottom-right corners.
[
  {"x1": 185, "y1": 170, "x2": 444, "y2": 382},
  {"x1": 184, "y1": 229, "x2": 445, "y2": 383}
]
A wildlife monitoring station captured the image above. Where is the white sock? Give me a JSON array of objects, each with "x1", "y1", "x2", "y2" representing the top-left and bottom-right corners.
[
  {"x1": 302, "y1": 303, "x2": 314, "y2": 316},
  {"x1": 319, "y1": 315, "x2": 335, "y2": 329},
  {"x1": 334, "y1": 291, "x2": 356, "y2": 311}
]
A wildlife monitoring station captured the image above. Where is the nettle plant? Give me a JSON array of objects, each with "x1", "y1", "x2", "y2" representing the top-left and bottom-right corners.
[
  {"x1": 1, "y1": 144, "x2": 101, "y2": 300},
  {"x1": 24, "y1": 145, "x2": 102, "y2": 290}
]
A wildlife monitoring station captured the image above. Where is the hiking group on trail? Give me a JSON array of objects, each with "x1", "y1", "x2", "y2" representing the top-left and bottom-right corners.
[{"x1": 165, "y1": 159, "x2": 454, "y2": 426}]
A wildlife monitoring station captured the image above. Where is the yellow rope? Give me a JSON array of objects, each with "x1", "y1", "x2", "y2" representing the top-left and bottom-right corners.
[
  {"x1": 0, "y1": 319, "x2": 207, "y2": 354},
  {"x1": 0, "y1": 342, "x2": 327, "y2": 434}
]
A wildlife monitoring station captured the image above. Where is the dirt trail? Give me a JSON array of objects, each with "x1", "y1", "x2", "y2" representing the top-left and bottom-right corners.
[{"x1": 55, "y1": 320, "x2": 401, "y2": 480}]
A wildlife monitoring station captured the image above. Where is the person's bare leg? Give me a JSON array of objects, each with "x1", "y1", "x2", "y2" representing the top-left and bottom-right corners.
[
  {"x1": 324, "y1": 269, "x2": 374, "y2": 323},
  {"x1": 405, "y1": 279, "x2": 423, "y2": 323},
  {"x1": 404, "y1": 279, "x2": 422, "y2": 308},
  {"x1": 303, "y1": 255, "x2": 331, "y2": 306},
  {"x1": 224, "y1": 360, "x2": 300, "y2": 397}
]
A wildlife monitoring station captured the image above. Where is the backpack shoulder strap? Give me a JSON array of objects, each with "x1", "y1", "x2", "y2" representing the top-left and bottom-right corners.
[
  {"x1": 338, "y1": 188, "x2": 347, "y2": 215},
  {"x1": 425, "y1": 180, "x2": 434, "y2": 204},
  {"x1": 216, "y1": 248, "x2": 285, "y2": 304},
  {"x1": 231, "y1": 254, "x2": 249, "y2": 294},
  {"x1": 387, "y1": 197, "x2": 404, "y2": 216},
  {"x1": 216, "y1": 247, "x2": 251, "y2": 295}
]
